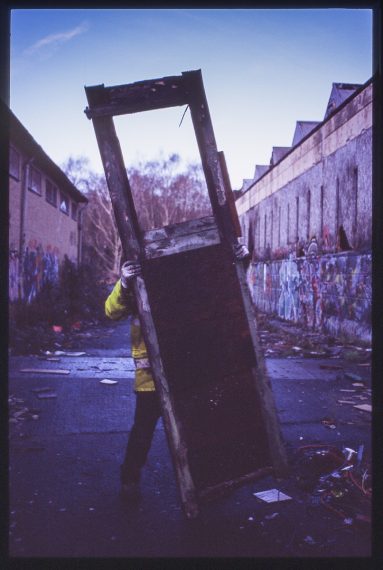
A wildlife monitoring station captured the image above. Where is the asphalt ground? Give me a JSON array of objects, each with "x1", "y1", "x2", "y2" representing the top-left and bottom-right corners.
[{"x1": 7, "y1": 317, "x2": 373, "y2": 561}]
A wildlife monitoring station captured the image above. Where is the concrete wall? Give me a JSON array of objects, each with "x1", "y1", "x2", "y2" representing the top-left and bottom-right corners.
[
  {"x1": 237, "y1": 82, "x2": 372, "y2": 259},
  {"x1": 237, "y1": 82, "x2": 372, "y2": 343},
  {"x1": 9, "y1": 145, "x2": 81, "y2": 303},
  {"x1": 247, "y1": 252, "x2": 371, "y2": 344}
]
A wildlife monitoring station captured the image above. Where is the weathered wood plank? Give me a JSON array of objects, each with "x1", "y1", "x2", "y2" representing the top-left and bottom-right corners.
[
  {"x1": 142, "y1": 215, "x2": 217, "y2": 243},
  {"x1": 234, "y1": 260, "x2": 289, "y2": 478},
  {"x1": 85, "y1": 75, "x2": 188, "y2": 118},
  {"x1": 182, "y1": 70, "x2": 240, "y2": 251},
  {"x1": 198, "y1": 467, "x2": 273, "y2": 502},
  {"x1": 143, "y1": 226, "x2": 220, "y2": 259},
  {"x1": 85, "y1": 69, "x2": 288, "y2": 516},
  {"x1": 218, "y1": 151, "x2": 242, "y2": 238},
  {"x1": 85, "y1": 99, "x2": 199, "y2": 519}
]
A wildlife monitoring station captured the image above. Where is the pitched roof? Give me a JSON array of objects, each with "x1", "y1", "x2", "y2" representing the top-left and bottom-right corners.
[
  {"x1": 252, "y1": 165, "x2": 268, "y2": 183},
  {"x1": 8, "y1": 107, "x2": 88, "y2": 203},
  {"x1": 324, "y1": 82, "x2": 362, "y2": 120},
  {"x1": 270, "y1": 146, "x2": 290, "y2": 166},
  {"x1": 292, "y1": 121, "x2": 321, "y2": 147}
]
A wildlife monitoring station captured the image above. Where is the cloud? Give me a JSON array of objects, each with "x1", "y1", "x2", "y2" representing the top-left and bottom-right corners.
[{"x1": 24, "y1": 22, "x2": 89, "y2": 56}]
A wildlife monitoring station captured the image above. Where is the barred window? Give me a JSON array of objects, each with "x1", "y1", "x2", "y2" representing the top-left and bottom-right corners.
[
  {"x1": 46, "y1": 179, "x2": 57, "y2": 207},
  {"x1": 28, "y1": 166, "x2": 42, "y2": 195},
  {"x1": 9, "y1": 146, "x2": 20, "y2": 180}
]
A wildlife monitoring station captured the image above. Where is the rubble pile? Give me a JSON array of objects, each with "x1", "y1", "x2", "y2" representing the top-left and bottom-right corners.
[{"x1": 256, "y1": 314, "x2": 371, "y2": 362}]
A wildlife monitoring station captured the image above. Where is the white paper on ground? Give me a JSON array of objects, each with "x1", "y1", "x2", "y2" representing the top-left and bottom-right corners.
[{"x1": 253, "y1": 489, "x2": 292, "y2": 503}]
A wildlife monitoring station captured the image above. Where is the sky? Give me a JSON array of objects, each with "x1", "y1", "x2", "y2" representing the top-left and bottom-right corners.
[{"x1": 10, "y1": 8, "x2": 373, "y2": 190}]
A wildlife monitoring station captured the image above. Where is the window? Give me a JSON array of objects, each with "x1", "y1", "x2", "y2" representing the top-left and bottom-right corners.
[
  {"x1": 71, "y1": 202, "x2": 78, "y2": 221},
  {"x1": 28, "y1": 165, "x2": 42, "y2": 195},
  {"x1": 46, "y1": 179, "x2": 57, "y2": 207},
  {"x1": 9, "y1": 146, "x2": 20, "y2": 180},
  {"x1": 59, "y1": 192, "x2": 70, "y2": 215}
]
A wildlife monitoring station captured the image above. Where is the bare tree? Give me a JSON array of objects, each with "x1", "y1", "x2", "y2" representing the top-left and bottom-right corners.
[
  {"x1": 63, "y1": 154, "x2": 212, "y2": 281},
  {"x1": 62, "y1": 157, "x2": 122, "y2": 282},
  {"x1": 128, "y1": 154, "x2": 212, "y2": 231}
]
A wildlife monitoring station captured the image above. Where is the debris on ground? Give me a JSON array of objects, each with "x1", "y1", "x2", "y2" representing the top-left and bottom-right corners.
[
  {"x1": 345, "y1": 373, "x2": 363, "y2": 382},
  {"x1": 43, "y1": 350, "x2": 86, "y2": 357},
  {"x1": 292, "y1": 444, "x2": 371, "y2": 528},
  {"x1": 8, "y1": 395, "x2": 41, "y2": 426},
  {"x1": 99, "y1": 379, "x2": 118, "y2": 385},
  {"x1": 256, "y1": 314, "x2": 371, "y2": 362},
  {"x1": 353, "y1": 404, "x2": 372, "y2": 413},
  {"x1": 253, "y1": 489, "x2": 292, "y2": 503},
  {"x1": 36, "y1": 391, "x2": 58, "y2": 399},
  {"x1": 20, "y1": 368, "x2": 70, "y2": 375}
]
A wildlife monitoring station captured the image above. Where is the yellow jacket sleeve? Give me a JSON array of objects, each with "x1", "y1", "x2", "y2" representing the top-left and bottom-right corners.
[{"x1": 105, "y1": 279, "x2": 136, "y2": 320}]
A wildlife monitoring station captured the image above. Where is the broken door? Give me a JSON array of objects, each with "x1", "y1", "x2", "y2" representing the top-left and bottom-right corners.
[{"x1": 84, "y1": 69, "x2": 288, "y2": 518}]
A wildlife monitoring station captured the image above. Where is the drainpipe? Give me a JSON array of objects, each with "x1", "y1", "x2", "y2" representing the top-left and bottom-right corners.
[
  {"x1": 19, "y1": 156, "x2": 34, "y2": 300},
  {"x1": 77, "y1": 203, "x2": 87, "y2": 267}
]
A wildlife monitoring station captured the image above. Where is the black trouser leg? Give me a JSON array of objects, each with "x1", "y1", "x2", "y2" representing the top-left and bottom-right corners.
[{"x1": 121, "y1": 391, "x2": 161, "y2": 484}]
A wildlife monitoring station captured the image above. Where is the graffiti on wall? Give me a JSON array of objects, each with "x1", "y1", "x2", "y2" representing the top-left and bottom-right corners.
[
  {"x1": 249, "y1": 252, "x2": 371, "y2": 342},
  {"x1": 9, "y1": 240, "x2": 60, "y2": 303},
  {"x1": 9, "y1": 250, "x2": 20, "y2": 302},
  {"x1": 23, "y1": 241, "x2": 60, "y2": 303}
]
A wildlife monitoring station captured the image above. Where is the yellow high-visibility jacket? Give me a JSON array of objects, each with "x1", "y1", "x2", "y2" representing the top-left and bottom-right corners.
[{"x1": 105, "y1": 279, "x2": 155, "y2": 392}]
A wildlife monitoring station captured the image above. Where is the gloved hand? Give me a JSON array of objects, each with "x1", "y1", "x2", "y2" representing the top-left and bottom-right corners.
[
  {"x1": 234, "y1": 242, "x2": 250, "y2": 261},
  {"x1": 120, "y1": 261, "x2": 142, "y2": 288}
]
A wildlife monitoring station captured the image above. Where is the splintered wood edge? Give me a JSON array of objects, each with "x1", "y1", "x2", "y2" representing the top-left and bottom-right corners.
[{"x1": 197, "y1": 466, "x2": 273, "y2": 503}]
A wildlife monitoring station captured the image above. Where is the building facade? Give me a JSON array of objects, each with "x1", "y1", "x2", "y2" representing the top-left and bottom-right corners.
[
  {"x1": 9, "y1": 110, "x2": 88, "y2": 303},
  {"x1": 236, "y1": 80, "x2": 372, "y2": 343}
]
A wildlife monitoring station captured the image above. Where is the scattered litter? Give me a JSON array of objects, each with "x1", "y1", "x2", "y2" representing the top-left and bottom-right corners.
[
  {"x1": 264, "y1": 512, "x2": 279, "y2": 520},
  {"x1": 253, "y1": 489, "x2": 292, "y2": 503},
  {"x1": 343, "y1": 447, "x2": 357, "y2": 461},
  {"x1": 292, "y1": 346, "x2": 302, "y2": 351},
  {"x1": 36, "y1": 391, "x2": 57, "y2": 399},
  {"x1": 58, "y1": 351, "x2": 86, "y2": 357},
  {"x1": 247, "y1": 516, "x2": 255, "y2": 521},
  {"x1": 303, "y1": 535, "x2": 316, "y2": 545},
  {"x1": 353, "y1": 404, "x2": 372, "y2": 413},
  {"x1": 357, "y1": 445, "x2": 364, "y2": 465},
  {"x1": 352, "y1": 382, "x2": 365, "y2": 387},
  {"x1": 337, "y1": 400, "x2": 357, "y2": 405},
  {"x1": 343, "y1": 518, "x2": 354, "y2": 526},
  {"x1": 345, "y1": 372, "x2": 363, "y2": 382},
  {"x1": 20, "y1": 368, "x2": 70, "y2": 375},
  {"x1": 339, "y1": 389, "x2": 356, "y2": 393},
  {"x1": 45, "y1": 350, "x2": 86, "y2": 357},
  {"x1": 100, "y1": 379, "x2": 118, "y2": 385},
  {"x1": 52, "y1": 325, "x2": 63, "y2": 333},
  {"x1": 321, "y1": 418, "x2": 336, "y2": 429}
]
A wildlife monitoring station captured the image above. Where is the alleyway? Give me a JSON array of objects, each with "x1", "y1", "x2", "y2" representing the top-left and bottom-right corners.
[{"x1": 8, "y1": 314, "x2": 372, "y2": 558}]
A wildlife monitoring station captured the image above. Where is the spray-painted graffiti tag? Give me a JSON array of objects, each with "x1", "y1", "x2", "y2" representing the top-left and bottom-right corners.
[
  {"x1": 248, "y1": 252, "x2": 371, "y2": 343},
  {"x1": 9, "y1": 241, "x2": 60, "y2": 303}
]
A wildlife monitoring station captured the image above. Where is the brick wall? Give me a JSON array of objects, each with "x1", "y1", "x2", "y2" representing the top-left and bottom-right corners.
[{"x1": 9, "y1": 146, "x2": 82, "y2": 303}]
